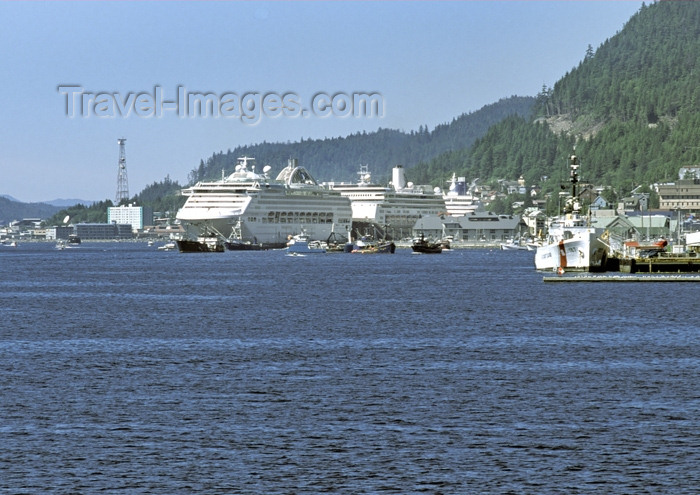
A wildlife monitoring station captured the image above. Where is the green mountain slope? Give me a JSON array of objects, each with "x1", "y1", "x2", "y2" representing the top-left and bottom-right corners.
[
  {"x1": 189, "y1": 96, "x2": 535, "y2": 185},
  {"x1": 545, "y1": 1, "x2": 700, "y2": 125},
  {"x1": 413, "y1": 1, "x2": 700, "y2": 200}
]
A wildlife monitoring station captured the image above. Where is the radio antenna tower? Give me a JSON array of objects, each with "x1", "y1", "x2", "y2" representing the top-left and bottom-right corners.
[{"x1": 115, "y1": 138, "x2": 129, "y2": 204}]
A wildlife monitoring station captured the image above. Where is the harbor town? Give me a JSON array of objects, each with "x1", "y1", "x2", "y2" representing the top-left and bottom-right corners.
[{"x1": 3, "y1": 161, "x2": 700, "y2": 274}]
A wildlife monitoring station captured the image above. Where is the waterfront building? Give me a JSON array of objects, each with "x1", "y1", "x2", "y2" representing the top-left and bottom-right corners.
[
  {"x1": 45, "y1": 226, "x2": 74, "y2": 240},
  {"x1": 74, "y1": 223, "x2": 133, "y2": 240},
  {"x1": 625, "y1": 214, "x2": 671, "y2": 241},
  {"x1": 108, "y1": 204, "x2": 153, "y2": 232},
  {"x1": 412, "y1": 211, "x2": 525, "y2": 243}
]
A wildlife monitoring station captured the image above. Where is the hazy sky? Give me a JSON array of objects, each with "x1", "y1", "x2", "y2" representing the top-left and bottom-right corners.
[{"x1": 0, "y1": 1, "x2": 644, "y2": 203}]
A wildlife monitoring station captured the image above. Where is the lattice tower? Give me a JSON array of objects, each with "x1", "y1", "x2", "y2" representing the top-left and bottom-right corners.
[{"x1": 115, "y1": 138, "x2": 129, "y2": 204}]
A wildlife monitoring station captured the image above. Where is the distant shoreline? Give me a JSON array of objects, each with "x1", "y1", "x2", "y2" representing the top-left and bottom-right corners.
[{"x1": 8, "y1": 238, "x2": 509, "y2": 249}]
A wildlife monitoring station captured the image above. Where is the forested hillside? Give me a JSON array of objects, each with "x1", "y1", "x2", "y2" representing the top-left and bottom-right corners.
[
  {"x1": 411, "y1": 1, "x2": 700, "y2": 199},
  {"x1": 41, "y1": 177, "x2": 184, "y2": 226},
  {"x1": 542, "y1": 1, "x2": 700, "y2": 124},
  {"x1": 43, "y1": 200, "x2": 113, "y2": 226},
  {"x1": 131, "y1": 176, "x2": 185, "y2": 216},
  {"x1": 541, "y1": 0, "x2": 700, "y2": 187},
  {"x1": 188, "y1": 96, "x2": 535, "y2": 185}
]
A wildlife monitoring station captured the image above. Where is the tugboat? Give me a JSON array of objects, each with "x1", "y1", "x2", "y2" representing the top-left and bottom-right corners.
[
  {"x1": 411, "y1": 233, "x2": 442, "y2": 254},
  {"x1": 176, "y1": 235, "x2": 225, "y2": 252},
  {"x1": 67, "y1": 234, "x2": 81, "y2": 245}
]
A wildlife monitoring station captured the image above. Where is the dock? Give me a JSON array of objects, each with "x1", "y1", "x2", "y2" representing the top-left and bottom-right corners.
[
  {"x1": 543, "y1": 274, "x2": 700, "y2": 283},
  {"x1": 618, "y1": 256, "x2": 700, "y2": 274}
]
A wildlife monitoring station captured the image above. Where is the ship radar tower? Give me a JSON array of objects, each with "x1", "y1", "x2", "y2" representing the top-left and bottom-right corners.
[{"x1": 115, "y1": 138, "x2": 129, "y2": 204}]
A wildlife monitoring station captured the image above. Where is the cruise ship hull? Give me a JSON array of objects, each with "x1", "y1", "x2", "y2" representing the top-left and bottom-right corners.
[
  {"x1": 176, "y1": 159, "x2": 353, "y2": 244},
  {"x1": 180, "y1": 215, "x2": 349, "y2": 245},
  {"x1": 534, "y1": 230, "x2": 608, "y2": 272}
]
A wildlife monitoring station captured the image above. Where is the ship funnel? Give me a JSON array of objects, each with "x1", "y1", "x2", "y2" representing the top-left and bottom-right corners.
[
  {"x1": 392, "y1": 165, "x2": 406, "y2": 191},
  {"x1": 456, "y1": 178, "x2": 467, "y2": 195},
  {"x1": 288, "y1": 158, "x2": 298, "y2": 169}
]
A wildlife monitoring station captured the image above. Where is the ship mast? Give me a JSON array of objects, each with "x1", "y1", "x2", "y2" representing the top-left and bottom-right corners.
[
  {"x1": 570, "y1": 153, "x2": 579, "y2": 198},
  {"x1": 565, "y1": 153, "x2": 581, "y2": 215}
]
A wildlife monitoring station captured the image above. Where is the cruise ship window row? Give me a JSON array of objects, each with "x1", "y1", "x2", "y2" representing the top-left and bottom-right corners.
[
  {"x1": 186, "y1": 198, "x2": 248, "y2": 205},
  {"x1": 193, "y1": 189, "x2": 251, "y2": 194},
  {"x1": 257, "y1": 211, "x2": 340, "y2": 224}
]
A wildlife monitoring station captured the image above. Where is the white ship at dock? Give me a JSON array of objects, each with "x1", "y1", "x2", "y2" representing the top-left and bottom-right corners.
[
  {"x1": 534, "y1": 154, "x2": 608, "y2": 272},
  {"x1": 326, "y1": 165, "x2": 447, "y2": 239},
  {"x1": 176, "y1": 157, "x2": 353, "y2": 245}
]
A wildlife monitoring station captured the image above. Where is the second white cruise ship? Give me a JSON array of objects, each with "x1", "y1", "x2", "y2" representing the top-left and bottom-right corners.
[
  {"x1": 176, "y1": 157, "x2": 353, "y2": 245},
  {"x1": 327, "y1": 165, "x2": 447, "y2": 239}
]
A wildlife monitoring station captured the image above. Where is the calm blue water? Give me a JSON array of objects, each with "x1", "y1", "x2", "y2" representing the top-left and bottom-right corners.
[{"x1": 1, "y1": 242, "x2": 699, "y2": 494}]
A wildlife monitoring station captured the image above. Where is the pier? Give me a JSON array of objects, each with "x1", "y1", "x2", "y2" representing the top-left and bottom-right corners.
[
  {"x1": 618, "y1": 255, "x2": 700, "y2": 274},
  {"x1": 543, "y1": 274, "x2": 700, "y2": 283}
]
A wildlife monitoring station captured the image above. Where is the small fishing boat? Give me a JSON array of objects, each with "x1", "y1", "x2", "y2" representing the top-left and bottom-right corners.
[
  {"x1": 350, "y1": 235, "x2": 395, "y2": 254},
  {"x1": 500, "y1": 238, "x2": 527, "y2": 251},
  {"x1": 158, "y1": 242, "x2": 177, "y2": 251},
  {"x1": 286, "y1": 230, "x2": 326, "y2": 254},
  {"x1": 411, "y1": 233, "x2": 442, "y2": 254}
]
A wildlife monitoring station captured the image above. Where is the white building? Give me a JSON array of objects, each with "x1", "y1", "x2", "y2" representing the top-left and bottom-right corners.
[{"x1": 107, "y1": 204, "x2": 153, "y2": 231}]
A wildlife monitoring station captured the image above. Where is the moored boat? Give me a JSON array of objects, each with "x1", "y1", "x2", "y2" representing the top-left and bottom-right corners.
[
  {"x1": 158, "y1": 241, "x2": 177, "y2": 251},
  {"x1": 224, "y1": 219, "x2": 286, "y2": 251},
  {"x1": 440, "y1": 236, "x2": 452, "y2": 251},
  {"x1": 534, "y1": 154, "x2": 608, "y2": 272},
  {"x1": 500, "y1": 238, "x2": 527, "y2": 251},
  {"x1": 350, "y1": 235, "x2": 396, "y2": 254},
  {"x1": 176, "y1": 235, "x2": 225, "y2": 253},
  {"x1": 225, "y1": 239, "x2": 272, "y2": 251},
  {"x1": 286, "y1": 230, "x2": 327, "y2": 254},
  {"x1": 411, "y1": 233, "x2": 442, "y2": 254}
]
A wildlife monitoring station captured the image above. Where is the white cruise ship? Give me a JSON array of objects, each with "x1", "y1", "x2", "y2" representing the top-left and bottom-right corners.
[
  {"x1": 326, "y1": 165, "x2": 447, "y2": 238},
  {"x1": 176, "y1": 157, "x2": 353, "y2": 245},
  {"x1": 443, "y1": 173, "x2": 483, "y2": 216}
]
